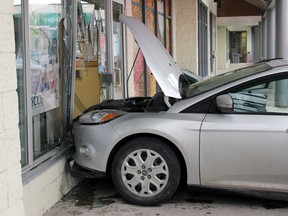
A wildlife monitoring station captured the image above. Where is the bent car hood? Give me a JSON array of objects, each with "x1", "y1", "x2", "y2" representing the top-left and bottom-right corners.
[{"x1": 120, "y1": 15, "x2": 182, "y2": 99}]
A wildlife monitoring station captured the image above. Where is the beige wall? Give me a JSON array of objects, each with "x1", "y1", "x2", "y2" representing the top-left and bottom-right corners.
[
  {"x1": 217, "y1": 26, "x2": 229, "y2": 69},
  {"x1": 0, "y1": 0, "x2": 25, "y2": 216},
  {"x1": 174, "y1": 0, "x2": 198, "y2": 73},
  {"x1": 174, "y1": 0, "x2": 217, "y2": 76}
]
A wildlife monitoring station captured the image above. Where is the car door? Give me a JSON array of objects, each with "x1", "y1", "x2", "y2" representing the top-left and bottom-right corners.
[{"x1": 200, "y1": 76, "x2": 288, "y2": 192}]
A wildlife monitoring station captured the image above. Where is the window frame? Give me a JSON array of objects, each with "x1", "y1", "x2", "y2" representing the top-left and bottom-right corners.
[{"x1": 17, "y1": 0, "x2": 77, "y2": 174}]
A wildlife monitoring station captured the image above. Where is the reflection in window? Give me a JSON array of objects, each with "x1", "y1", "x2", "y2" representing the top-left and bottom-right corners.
[
  {"x1": 28, "y1": 1, "x2": 62, "y2": 159},
  {"x1": 228, "y1": 78, "x2": 288, "y2": 114}
]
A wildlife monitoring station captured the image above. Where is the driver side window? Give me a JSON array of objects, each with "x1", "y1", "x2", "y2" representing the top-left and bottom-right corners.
[{"x1": 229, "y1": 77, "x2": 288, "y2": 114}]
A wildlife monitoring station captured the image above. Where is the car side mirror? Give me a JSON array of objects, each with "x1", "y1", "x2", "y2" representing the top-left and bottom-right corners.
[{"x1": 216, "y1": 94, "x2": 233, "y2": 113}]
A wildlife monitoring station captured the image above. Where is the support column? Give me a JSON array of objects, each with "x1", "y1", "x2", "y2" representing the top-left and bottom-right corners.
[
  {"x1": 275, "y1": 0, "x2": 288, "y2": 107},
  {"x1": 259, "y1": 17, "x2": 267, "y2": 60},
  {"x1": 267, "y1": 8, "x2": 275, "y2": 59},
  {"x1": 276, "y1": 0, "x2": 288, "y2": 59}
]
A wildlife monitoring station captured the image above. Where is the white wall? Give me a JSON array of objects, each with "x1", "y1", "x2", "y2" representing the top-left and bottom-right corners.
[
  {"x1": 0, "y1": 0, "x2": 25, "y2": 215},
  {"x1": 23, "y1": 158, "x2": 79, "y2": 216}
]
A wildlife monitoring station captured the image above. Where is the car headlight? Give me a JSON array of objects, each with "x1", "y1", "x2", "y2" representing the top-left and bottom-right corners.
[{"x1": 79, "y1": 110, "x2": 126, "y2": 125}]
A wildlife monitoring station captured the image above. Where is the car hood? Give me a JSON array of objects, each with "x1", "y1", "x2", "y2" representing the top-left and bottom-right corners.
[{"x1": 120, "y1": 15, "x2": 183, "y2": 99}]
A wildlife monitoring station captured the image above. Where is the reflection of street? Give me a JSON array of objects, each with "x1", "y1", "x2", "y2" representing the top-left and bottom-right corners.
[{"x1": 45, "y1": 179, "x2": 288, "y2": 216}]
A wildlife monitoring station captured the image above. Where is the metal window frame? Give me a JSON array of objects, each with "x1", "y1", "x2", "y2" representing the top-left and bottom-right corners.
[{"x1": 21, "y1": 0, "x2": 77, "y2": 174}]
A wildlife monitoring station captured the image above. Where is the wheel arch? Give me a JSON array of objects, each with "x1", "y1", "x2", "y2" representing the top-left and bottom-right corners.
[{"x1": 106, "y1": 133, "x2": 187, "y2": 183}]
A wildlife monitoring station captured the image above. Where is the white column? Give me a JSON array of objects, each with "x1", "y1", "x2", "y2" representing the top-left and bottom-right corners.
[
  {"x1": 275, "y1": 0, "x2": 288, "y2": 59},
  {"x1": 275, "y1": 0, "x2": 288, "y2": 107},
  {"x1": 266, "y1": 8, "x2": 275, "y2": 59}
]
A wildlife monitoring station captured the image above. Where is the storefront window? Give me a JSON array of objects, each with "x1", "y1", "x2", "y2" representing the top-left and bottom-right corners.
[
  {"x1": 14, "y1": 0, "x2": 75, "y2": 168},
  {"x1": 145, "y1": 2, "x2": 157, "y2": 96},
  {"x1": 131, "y1": 0, "x2": 172, "y2": 97},
  {"x1": 28, "y1": 1, "x2": 63, "y2": 159},
  {"x1": 113, "y1": 2, "x2": 125, "y2": 99},
  {"x1": 74, "y1": 0, "x2": 106, "y2": 117},
  {"x1": 132, "y1": 2, "x2": 145, "y2": 96}
]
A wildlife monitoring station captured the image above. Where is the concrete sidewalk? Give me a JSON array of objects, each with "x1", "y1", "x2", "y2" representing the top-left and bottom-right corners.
[{"x1": 44, "y1": 178, "x2": 288, "y2": 216}]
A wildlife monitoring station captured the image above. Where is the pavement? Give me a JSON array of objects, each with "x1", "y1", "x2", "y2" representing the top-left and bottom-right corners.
[{"x1": 44, "y1": 178, "x2": 288, "y2": 216}]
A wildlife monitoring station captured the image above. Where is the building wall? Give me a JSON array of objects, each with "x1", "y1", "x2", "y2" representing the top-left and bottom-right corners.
[
  {"x1": 0, "y1": 1, "x2": 79, "y2": 216},
  {"x1": 0, "y1": 0, "x2": 25, "y2": 216},
  {"x1": 174, "y1": 0, "x2": 217, "y2": 76},
  {"x1": 23, "y1": 158, "x2": 79, "y2": 216},
  {"x1": 174, "y1": 0, "x2": 198, "y2": 73},
  {"x1": 217, "y1": 26, "x2": 228, "y2": 69}
]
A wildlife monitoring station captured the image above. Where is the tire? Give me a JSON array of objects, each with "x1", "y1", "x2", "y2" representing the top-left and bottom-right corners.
[{"x1": 111, "y1": 137, "x2": 181, "y2": 205}]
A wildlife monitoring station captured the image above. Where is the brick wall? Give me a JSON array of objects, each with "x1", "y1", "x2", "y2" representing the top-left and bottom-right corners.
[{"x1": 0, "y1": 0, "x2": 25, "y2": 215}]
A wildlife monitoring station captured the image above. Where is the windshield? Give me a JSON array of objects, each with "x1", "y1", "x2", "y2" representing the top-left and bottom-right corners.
[{"x1": 184, "y1": 63, "x2": 272, "y2": 98}]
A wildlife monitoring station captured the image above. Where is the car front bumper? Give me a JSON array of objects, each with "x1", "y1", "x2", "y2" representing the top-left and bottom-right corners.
[{"x1": 72, "y1": 121, "x2": 118, "y2": 173}]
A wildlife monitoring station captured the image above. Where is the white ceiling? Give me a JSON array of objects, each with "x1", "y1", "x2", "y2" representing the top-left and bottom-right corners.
[{"x1": 217, "y1": 16, "x2": 262, "y2": 27}]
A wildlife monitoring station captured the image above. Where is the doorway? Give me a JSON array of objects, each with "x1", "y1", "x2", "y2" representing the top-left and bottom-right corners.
[{"x1": 229, "y1": 31, "x2": 247, "y2": 63}]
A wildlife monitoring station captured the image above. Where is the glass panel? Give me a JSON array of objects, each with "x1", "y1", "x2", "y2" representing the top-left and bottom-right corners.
[
  {"x1": 132, "y1": 5, "x2": 145, "y2": 97},
  {"x1": 228, "y1": 78, "x2": 288, "y2": 114},
  {"x1": 113, "y1": 2, "x2": 124, "y2": 99},
  {"x1": 132, "y1": 5, "x2": 142, "y2": 20},
  {"x1": 166, "y1": 18, "x2": 171, "y2": 53},
  {"x1": 157, "y1": 0, "x2": 165, "y2": 45},
  {"x1": 74, "y1": 0, "x2": 105, "y2": 117},
  {"x1": 14, "y1": 1, "x2": 28, "y2": 167},
  {"x1": 28, "y1": 0, "x2": 63, "y2": 159},
  {"x1": 145, "y1": 10, "x2": 157, "y2": 96},
  {"x1": 165, "y1": 0, "x2": 171, "y2": 16},
  {"x1": 146, "y1": 0, "x2": 155, "y2": 8}
]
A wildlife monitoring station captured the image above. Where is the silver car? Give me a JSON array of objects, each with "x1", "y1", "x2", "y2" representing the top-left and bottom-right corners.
[{"x1": 72, "y1": 15, "x2": 288, "y2": 205}]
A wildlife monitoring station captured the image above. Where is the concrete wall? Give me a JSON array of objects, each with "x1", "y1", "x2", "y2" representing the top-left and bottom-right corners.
[{"x1": 0, "y1": 0, "x2": 26, "y2": 215}]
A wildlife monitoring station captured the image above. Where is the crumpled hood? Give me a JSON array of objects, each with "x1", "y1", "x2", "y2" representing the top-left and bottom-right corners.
[{"x1": 119, "y1": 15, "x2": 183, "y2": 99}]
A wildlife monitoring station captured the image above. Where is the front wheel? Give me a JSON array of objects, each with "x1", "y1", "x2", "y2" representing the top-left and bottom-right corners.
[{"x1": 111, "y1": 137, "x2": 181, "y2": 205}]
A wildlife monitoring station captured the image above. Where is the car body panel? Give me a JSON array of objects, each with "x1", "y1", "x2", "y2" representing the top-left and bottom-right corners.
[
  {"x1": 200, "y1": 114, "x2": 288, "y2": 192},
  {"x1": 73, "y1": 112, "x2": 206, "y2": 184},
  {"x1": 120, "y1": 15, "x2": 183, "y2": 99},
  {"x1": 110, "y1": 112, "x2": 206, "y2": 184}
]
